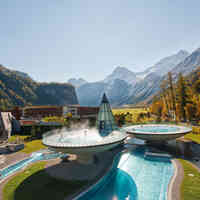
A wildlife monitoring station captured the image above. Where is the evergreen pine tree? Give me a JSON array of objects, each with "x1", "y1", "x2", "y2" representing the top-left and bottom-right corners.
[
  {"x1": 31, "y1": 125, "x2": 36, "y2": 138},
  {"x1": 177, "y1": 73, "x2": 188, "y2": 122},
  {"x1": 168, "y1": 72, "x2": 177, "y2": 121}
]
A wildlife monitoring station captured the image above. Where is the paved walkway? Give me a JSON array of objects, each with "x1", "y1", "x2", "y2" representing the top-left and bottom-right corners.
[
  {"x1": 0, "y1": 152, "x2": 30, "y2": 170},
  {"x1": 0, "y1": 152, "x2": 30, "y2": 200},
  {"x1": 168, "y1": 159, "x2": 184, "y2": 200}
]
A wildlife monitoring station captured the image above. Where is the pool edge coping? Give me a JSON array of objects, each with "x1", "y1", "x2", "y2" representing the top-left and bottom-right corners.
[
  {"x1": 124, "y1": 124, "x2": 192, "y2": 135},
  {"x1": 167, "y1": 159, "x2": 184, "y2": 200}
]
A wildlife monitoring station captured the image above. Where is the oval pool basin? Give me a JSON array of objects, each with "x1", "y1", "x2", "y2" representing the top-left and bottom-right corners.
[{"x1": 124, "y1": 124, "x2": 192, "y2": 141}]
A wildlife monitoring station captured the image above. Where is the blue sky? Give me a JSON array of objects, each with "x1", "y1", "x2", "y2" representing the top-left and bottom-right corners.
[{"x1": 0, "y1": 0, "x2": 200, "y2": 82}]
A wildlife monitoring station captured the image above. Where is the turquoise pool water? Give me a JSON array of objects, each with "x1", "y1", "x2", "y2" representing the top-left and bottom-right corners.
[
  {"x1": 78, "y1": 147, "x2": 174, "y2": 200},
  {"x1": 0, "y1": 152, "x2": 65, "y2": 181},
  {"x1": 133, "y1": 126, "x2": 179, "y2": 133}
]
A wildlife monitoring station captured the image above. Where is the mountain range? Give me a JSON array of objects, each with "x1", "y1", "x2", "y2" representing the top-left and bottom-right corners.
[
  {"x1": 1, "y1": 46, "x2": 200, "y2": 108},
  {"x1": 68, "y1": 48, "x2": 200, "y2": 106}
]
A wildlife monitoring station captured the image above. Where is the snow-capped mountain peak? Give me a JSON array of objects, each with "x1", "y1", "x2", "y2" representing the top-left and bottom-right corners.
[
  {"x1": 68, "y1": 78, "x2": 87, "y2": 88},
  {"x1": 103, "y1": 66, "x2": 138, "y2": 85}
]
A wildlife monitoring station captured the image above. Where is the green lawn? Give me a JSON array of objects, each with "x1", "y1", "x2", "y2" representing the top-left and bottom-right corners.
[
  {"x1": 178, "y1": 159, "x2": 200, "y2": 200},
  {"x1": 8, "y1": 135, "x2": 46, "y2": 153},
  {"x1": 3, "y1": 162, "x2": 87, "y2": 200},
  {"x1": 8, "y1": 135, "x2": 29, "y2": 143},
  {"x1": 184, "y1": 133, "x2": 200, "y2": 144},
  {"x1": 20, "y1": 139, "x2": 46, "y2": 153}
]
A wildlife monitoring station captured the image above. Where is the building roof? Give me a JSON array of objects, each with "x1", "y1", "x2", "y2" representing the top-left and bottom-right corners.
[
  {"x1": 20, "y1": 120, "x2": 38, "y2": 126},
  {"x1": 24, "y1": 105, "x2": 63, "y2": 110},
  {"x1": 67, "y1": 105, "x2": 97, "y2": 108}
]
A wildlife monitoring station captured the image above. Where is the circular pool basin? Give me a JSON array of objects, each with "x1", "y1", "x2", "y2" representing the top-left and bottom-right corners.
[
  {"x1": 124, "y1": 124, "x2": 192, "y2": 141},
  {"x1": 42, "y1": 129, "x2": 127, "y2": 163}
]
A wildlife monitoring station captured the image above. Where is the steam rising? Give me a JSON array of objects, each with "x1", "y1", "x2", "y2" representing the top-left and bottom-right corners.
[{"x1": 46, "y1": 120, "x2": 123, "y2": 145}]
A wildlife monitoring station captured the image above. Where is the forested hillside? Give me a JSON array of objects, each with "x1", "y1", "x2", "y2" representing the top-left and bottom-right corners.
[
  {"x1": 150, "y1": 67, "x2": 200, "y2": 122},
  {"x1": 0, "y1": 65, "x2": 78, "y2": 109}
]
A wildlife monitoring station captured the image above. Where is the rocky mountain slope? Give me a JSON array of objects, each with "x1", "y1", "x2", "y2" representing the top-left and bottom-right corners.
[
  {"x1": 134, "y1": 47, "x2": 200, "y2": 105},
  {"x1": 0, "y1": 65, "x2": 78, "y2": 108},
  {"x1": 171, "y1": 48, "x2": 200, "y2": 77},
  {"x1": 136, "y1": 50, "x2": 189, "y2": 78}
]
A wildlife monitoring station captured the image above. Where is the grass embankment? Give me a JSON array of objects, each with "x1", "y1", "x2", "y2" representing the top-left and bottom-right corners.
[
  {"x1": 184, "y1": 126, "x2": 200, "y2": 144},
  {"x1": 3, "y1": 162, "x2": 87, "y2": 200},
  {"x1": 8, "y1": 136, "x2": 28, "y2": 143},
  {"x1": 112, "y1": 108, "x2": 155, "y2": 123},
  {"x1": 183, "y1": 126, "x2": 200, "y2": 144},
  {"x1": 178, "y1": 159, "x2": 200, "y2": 200},
  {"x1": 184, "y1": 133, "x2": 200, "y2": 144},
  {"x1": 20, "y1": 140, "x2": 45, "y2": 153},
  {"x1": 8, "y1": 136, "x2": 46, "y2": 153}
]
